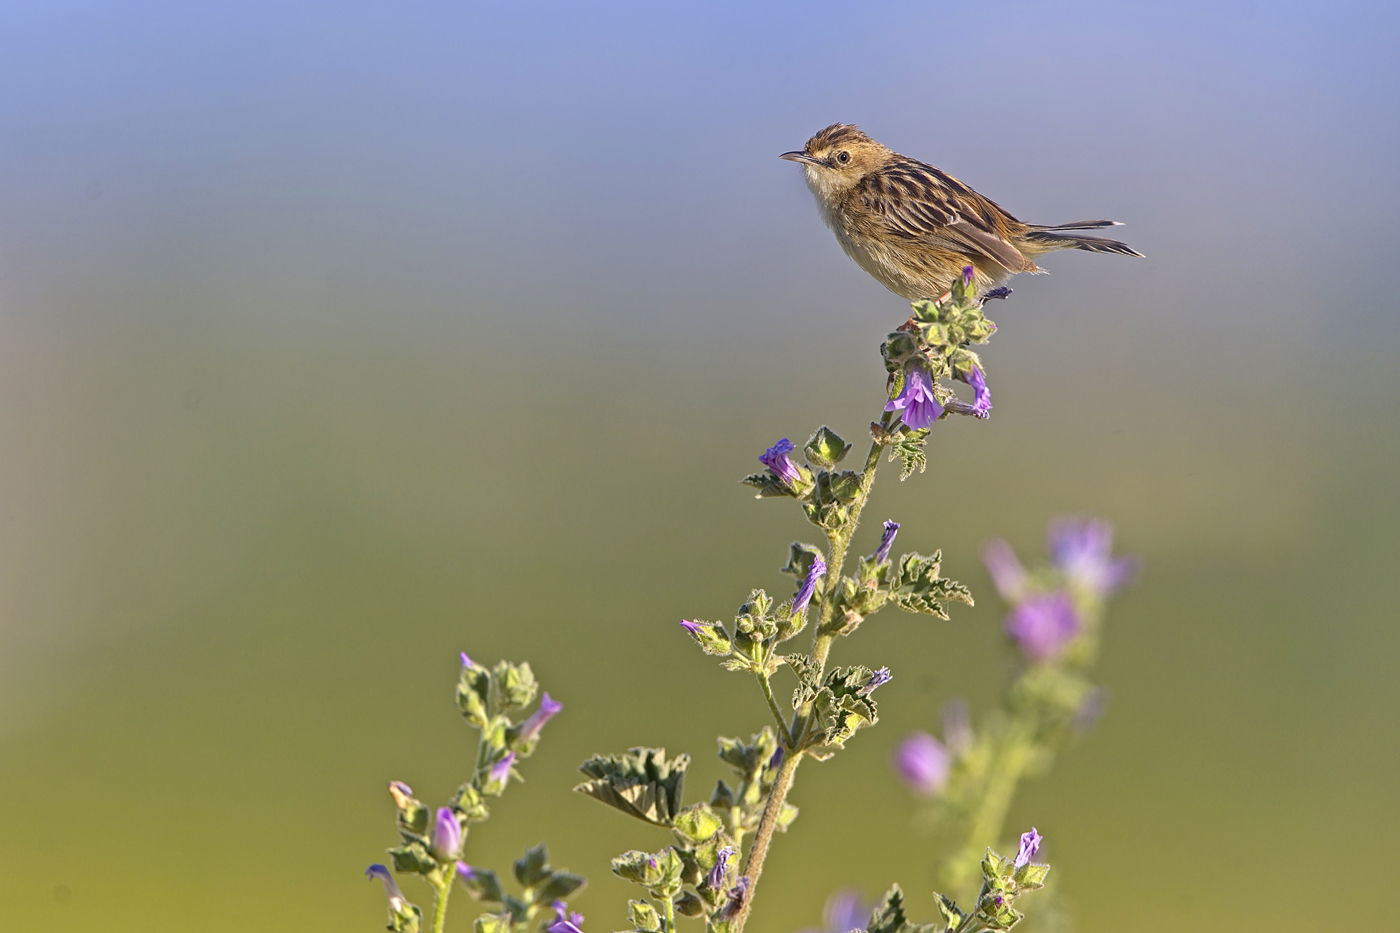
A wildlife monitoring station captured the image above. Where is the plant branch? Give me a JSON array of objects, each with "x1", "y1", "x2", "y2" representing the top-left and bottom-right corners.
[
  {"x1": 756, "y1": 672, "x2": 794, "y2": 748},
  {"x1": 430, "y1": 875, "x2": 453, "y2": 933},
  {"x1": 731, "y1": 746, "x2": 801, "y2": 933}
]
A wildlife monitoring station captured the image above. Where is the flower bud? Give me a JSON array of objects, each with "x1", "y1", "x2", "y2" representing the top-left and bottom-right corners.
[
  {"x1": 892, "y1": 732, "x2": 950, "y2": 795},
  {"x1": 1014, "y1": 827, "x2": 1043, "y2": 868},
  {"x1": 431, "y1": 808, "x2": 463, "y2": 861},
  {"x1": 518, "y1": 692, "x2": 562, "y2": 744}
]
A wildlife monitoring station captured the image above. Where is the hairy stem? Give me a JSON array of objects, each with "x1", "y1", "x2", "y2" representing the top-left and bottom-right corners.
[
  {"x1": 430, "y1": 875, "x2": 453, "y2": 933},
  {"x1": 732, "y1": 747, "x2": 801, "y2": 933},
  {"x1": 731, "y1": 414, "x2": 894, "y2": 933},
  {"x1": 664, "y1": 893, "x2": 677, "y2": 933}
]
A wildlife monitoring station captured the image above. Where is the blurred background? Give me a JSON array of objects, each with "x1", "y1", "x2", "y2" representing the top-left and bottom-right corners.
[{"x1": 1, "y1": 1, "x2": 1397, "y2": 930}]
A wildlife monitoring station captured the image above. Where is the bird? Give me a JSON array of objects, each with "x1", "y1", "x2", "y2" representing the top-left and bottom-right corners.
[{"x1": 780, "y1": 123, "x2": 1142, "y2": 301}]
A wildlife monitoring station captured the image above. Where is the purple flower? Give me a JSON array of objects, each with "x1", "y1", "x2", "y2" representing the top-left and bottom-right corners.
[
  {"x1": 760, "y1": 438, "x2": 802, "y2": 487},
  {"x1": 982, "y1": 539, "x2": 1026, "y2": 602},
  {"x1": 942, "y1": 698, "x2": 973, "y2": 755},
  {"x1": 707, "y1": 845, "x2": 736, "y2": 890},
  {"x1": 823, "y1": 890, "x2": 871, "y2": 933},
  {"x1": 1005, "y1": 592, "x2": 1079, "y2": 661},
  {"x1": 431, "y1": 807, "x2": 463, "y2": 860},
  {"x1": 1014, "y1": 827, "x2": 1043, "y2": 868},
  {"x1": 679, "y1": 619, "x2": 703, "y2": 636},
  {"x1": 871, "y1": 520, "x2": 900, "y2": 564},
  {"x1": 718, "y1": 876, "x2": 751, "y2": 921},
  {"x1": 366, "y1": 864, "x2": 407, "y2": 910},
  {"x1": 518, "y1": 692, "x2": 562, "y2": 743},
  {"x1": 858, "y1": 667, "x2": 892, "y2": 697},
  {"x1": 488, "y1": 752, "x2": 516, "y2": 787},
  {"x1": 548, "y1": 900, "x2": 586, "y2": 933},
  {"x1": 1047, "y1": 517, "x2": 1138, "y2": 597},
  {"x1": 962, "y1": 265, "x2": 975, "y2": 287},
  {"x1": 456, "y1": 862, "x2": 476, "y2": 883},
  {"x1": 891, "y1": 732, "x2": 950, "y2": 795},
  {"x1": 460, "y1": 652, "x2": 476, "y2": 669},
  {"x1": 956, "y1": 364, "x2": 991, "y2": 419},
  {"x1": 885, "y1": 363, "x2": 943, "y2": 430},
  {"x1": 768, "y1": 746, "x2": 784, "y2": 770},
  {"x1": 387, "y1": 781, "x2": 414, "y2": 810},
  {"x1": 792, "y1": 555, "x2": 827, "y2": 616}
]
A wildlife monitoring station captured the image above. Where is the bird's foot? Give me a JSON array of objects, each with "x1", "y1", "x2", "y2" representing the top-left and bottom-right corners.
[{"x1": 980, "y1": 286, "x2": 1013, "y2": 303}]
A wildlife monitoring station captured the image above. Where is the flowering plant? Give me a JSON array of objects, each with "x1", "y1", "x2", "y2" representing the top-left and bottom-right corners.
[
  {"x1": 365, "y1": 270, "x2": 1112, "y2": 933},
  {"x1": 892, "y1": 518, "x2": 1136, "y2": 903}
]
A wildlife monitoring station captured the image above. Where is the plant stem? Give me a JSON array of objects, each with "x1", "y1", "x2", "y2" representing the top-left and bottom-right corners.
[
  {"x1": 430, "y1": 876, "x2": 453, "y2": 933},
  {"x1": 664, "y1": 893, "x2": 677, "y2": 933},
  {"x1": 731, "y1": 746, "x2": 801, "y2": 933},
  {"x1": 756, "y1": 672, "x2": 794, "y2": 748},
  {"x1": 731, "y1": 414, "x2": 894, "y2": 933}
]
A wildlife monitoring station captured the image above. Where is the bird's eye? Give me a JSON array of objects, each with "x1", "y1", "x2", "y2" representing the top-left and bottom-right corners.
[{"x1": 836, "y1": 151, "x2": 851, "y2": 164}]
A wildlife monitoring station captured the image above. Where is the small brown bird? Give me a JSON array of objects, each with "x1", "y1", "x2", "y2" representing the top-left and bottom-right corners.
[{"x1": 781, "y1": 123, "x2": 1142, "y2": 300}]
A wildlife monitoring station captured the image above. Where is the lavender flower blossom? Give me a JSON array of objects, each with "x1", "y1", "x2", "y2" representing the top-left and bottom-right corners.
[
  {"x1": 488, "y1": 752, "x2": 515, "y2": 787},
  {"x1": 707, "y1": 845, "x2": 736, "y2": 890},
  {"x1": 792, "y1": 554, "x2": 827, "y2": 616},
  {"x1": 679, "y1": 620, "x2": 703, "y2": 636},
  {"x1": 1047, "y1": 517, "x2": 1138, "y2": 597},
  {"x1": 760, "y1": 438, "x2": 802, "y2": 488},
  {"x1": 1015, "y1": 827, "x2": 1043, "y2": 868},
  {"x1": 957, "y1": 364, "x2": 991, "y2": 419},
  {"x1": 387, "y1": 781, "x2": 414, "y2": 810},
  {"x1": 768, "y1": 746, "x2": 784, "y2": 770},
  {"x1": 885, "y1": 363, "x2": 943, "y2": 430},
  {"x1": 871, "y1": 520, "x2": 900, "y2": 564},
  {"x1": 1005, "y1": 592, "x2": 1079, "y2": 661},
  {"x1": 982, "y1": 539, "x2": 1027, "y2": 602},
  {"x1": 858, "y1": 667, "x2": 892, "y2": 697},
  {"x1": 891, "y1": 732, "x2": 950, "y2": 795},
  {"x1": 518, "y1": 692, "x2": 562, "y2": 743},
  {"x1": 548, "y1": 900, "x2": 586, "y2": 933},
  {"x1": 798, "y1": 890, "x2": 871, "y2": 933},
  {"x1": 366, "y1": 864, "x2": 408, "y2": 911},
  {"x1": 431, "y1": 807, "x2": 463, "y2": 860},
  {"x1": 718, "y1": 876, "x2": 751, "y2": 921},
  {"x1": 962, "y1": 265, "x2": 975, "y2": 288},
  {"x1": 460, "y1": 652, "x2": 476, "y2": 669},
  {"x1": 456, "y1": 862, "x2": 476, "y2": 883}
]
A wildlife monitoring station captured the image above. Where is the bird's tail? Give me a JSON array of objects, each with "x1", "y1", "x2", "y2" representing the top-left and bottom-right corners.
[
  {"x1": 1021, "y1": 226, "x2": 1144, "y2": 258},
  {"x1": 1026, "y1": 219, "x2": 1123, "y2": 231}
]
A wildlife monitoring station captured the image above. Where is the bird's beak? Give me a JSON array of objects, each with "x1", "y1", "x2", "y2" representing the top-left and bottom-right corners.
[{"x1": 779, "y1": 151, "x2": 825, "y2": 167}]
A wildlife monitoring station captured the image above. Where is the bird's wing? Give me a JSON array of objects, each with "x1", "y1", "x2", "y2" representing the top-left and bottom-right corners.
[{"x1": 857, "y1": 160, "x2": 1033, "y2": 272}]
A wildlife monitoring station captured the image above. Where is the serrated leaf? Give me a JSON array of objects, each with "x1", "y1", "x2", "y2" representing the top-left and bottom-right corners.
[
  {"x1": 514, "y1": 843, "x2": 551, "y2": 888},
  {"x1": 458, "y1": 866, "x2": 505, "y2": 903},
  {"x1": 574, "y1": 748, "x2": 690, "y2": 826},
  {"x1": 629, "y1": 900, "x2": 661, "y2": 932},
  {"x1": 888, "y1": 430, "x2": 930, "y2": 480},
  {"x1": 741, "y1": 472, "x2": 793, "y2": 498}
]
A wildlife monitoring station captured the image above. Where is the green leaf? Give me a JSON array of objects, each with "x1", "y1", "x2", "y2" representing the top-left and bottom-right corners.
[
  {"x1": 473, "y1": 912, "x2": 512, "y2": 933},
  {"x1": 932, "y1": 893, "x2": 964, "y2": 933},
  {"x1": 493, "y1": 661, "x2": 538, "y2": 711},
  {"x1": 574, "y1": 748, "x2": 690, "y2": 826},
  {"x1": 981, "y1": 848, "x2": 1012, "y2": 887},
  {"x1": 514, "y1": 843, "x2": 551, "y2": 888},
  {"x1": 888, "y1": 430, "x2": 930, "y2": 480},
  {"x1": 388, "y1": 843, "x2": 436, "y2": 876},
  {"x1": 804, "y1": 426, "x2": 852, "y2": 470},
  {"x1": 673, "y1": 804, "x2": 724, "y2": 844},
  {"x1": 741, "y1": 472, "x2": 793, "y2": 498},
  {"x1": 1013, "y1": 862, "x2": 1050, "y2": 889},
  {"x1": 458, "y1": 866, "x2": 506, "y2": 903},
  {"x1": 890, "y1": 551, "x2": 974, "y2": 618},
  {"x1": 629, "y1": 900, "x2": 662, "y2": 932},
  {"x1": 538, "y1": 871, "x2": 586, "y2": 902},
  {"x1": 675, "y1": 891, "x2": 705, "y2": 918},
  {"x1": 457, "y1": 664, "x2": 492, "y2": 728},
  {"x1": 865, "y1": 884, "x2": 937, "y2": 933}
]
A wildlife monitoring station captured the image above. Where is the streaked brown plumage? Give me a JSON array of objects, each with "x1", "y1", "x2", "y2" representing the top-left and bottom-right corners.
[{"x1": 780, "y1": 124, "x2": 1142, "y2": 300}]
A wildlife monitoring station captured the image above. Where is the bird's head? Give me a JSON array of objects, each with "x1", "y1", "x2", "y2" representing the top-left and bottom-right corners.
[{"x1": 780, "y1": 124, "x2": 891, "y2": 202}]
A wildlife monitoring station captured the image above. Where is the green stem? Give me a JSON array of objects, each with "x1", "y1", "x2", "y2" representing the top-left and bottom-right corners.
[
  {"x1": 430, "y1": 875, "x2": 453, "y2": 933},
  {"x1": 731, "y1": 415, "x2": 894, "y2": 933},
  {"x1": 664, "y1": 894, "x2": 677, "y2": 933},
  {"x1": 731, "y1": 747, "x2": 801, "y2": 933},
  {"x1": 756, "y1": 672, "x2": 794, "y2": 748},
  {"x1": 947, "y1": 729, "x2": 1032, "y2": 900}
]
